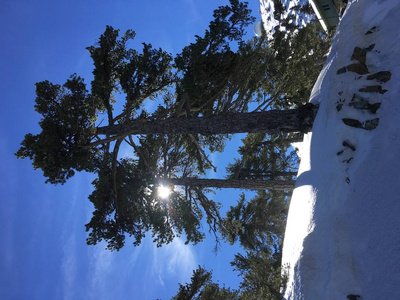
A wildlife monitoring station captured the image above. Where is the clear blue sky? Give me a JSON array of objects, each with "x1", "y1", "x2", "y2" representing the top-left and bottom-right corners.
[{"x1": 0, "y1": 1, "x2": 261, "y2": 299}]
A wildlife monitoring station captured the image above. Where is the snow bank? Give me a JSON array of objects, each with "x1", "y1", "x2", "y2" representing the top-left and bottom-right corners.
[{"x1": 281, "y1": 0, "x2": 400, "y2": 299}]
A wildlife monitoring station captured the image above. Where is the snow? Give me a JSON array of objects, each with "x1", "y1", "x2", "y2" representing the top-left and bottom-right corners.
[
  {"x1": 258, "y1": 0, "x2": 312, "y2": 38},
  {"x1": 278, "y1": 0, "x2": 400, "y2": 299}
]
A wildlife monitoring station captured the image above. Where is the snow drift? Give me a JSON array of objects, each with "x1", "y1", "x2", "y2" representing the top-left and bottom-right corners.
[{"x1": 280, "y1": 0, "x2": 400, "y2": 299}]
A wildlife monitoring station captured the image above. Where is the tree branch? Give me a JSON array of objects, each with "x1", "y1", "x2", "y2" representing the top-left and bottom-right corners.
[
  {"x1": 188, "y1": 134, "x2": 217, "y2": 172},
  {"x1": 111, "y1": 138, "x2": 123, "y2": 220}
]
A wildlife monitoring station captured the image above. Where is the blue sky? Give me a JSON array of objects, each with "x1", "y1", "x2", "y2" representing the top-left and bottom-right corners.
[{"x1": 0, "y1": 1, "x2": 262, "y2": 299}]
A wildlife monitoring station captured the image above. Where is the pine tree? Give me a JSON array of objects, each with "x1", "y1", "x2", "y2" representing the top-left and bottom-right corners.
[
  {"x1": 171, "y1": 3, "x2": 332, "y2": 298},
  {"x1": 231, "y1": 248, "x2": 286, "y2": 299},
  {"x1": 216, "y1": 190, "x2": 289, "y2": 299},
  {"x1": 227, "y1": 132, "x2": 299, "y2": 181},
  {"x1": 16, "y1": 1, "x2": 328, "y2": 251},
  {"x1": 171, "y1": 266, "x2": 239, "y2": 300},
  {"x1": 174, "y1": 0, "x2": 259, "y2": 117}
]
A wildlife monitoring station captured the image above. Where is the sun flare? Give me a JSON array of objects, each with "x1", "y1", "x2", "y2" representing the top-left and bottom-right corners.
[{"x1": 157, "y1": 185, "x2": 171, "y2": 199}]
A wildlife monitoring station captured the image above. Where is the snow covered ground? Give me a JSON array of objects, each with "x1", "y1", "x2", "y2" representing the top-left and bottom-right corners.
[{"x1": 280, "y1": 0, "x2": 400, "y2": 299}]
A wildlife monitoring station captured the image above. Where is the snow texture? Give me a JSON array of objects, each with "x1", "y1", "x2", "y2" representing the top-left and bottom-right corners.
[
  {"x1": 258, "y1": 0, "x2": 312, "y2": 38},
  {"x1": 279, "y1": 0, "x2": 400, "y2": 299}
]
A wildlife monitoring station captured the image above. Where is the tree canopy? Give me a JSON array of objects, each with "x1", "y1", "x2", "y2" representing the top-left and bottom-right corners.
[
  {"x1": 16, "y1": 0, "x2": 329, "y2": 254},
  {"x1": 16, "y1": 0, "x2": 332, "y2": 298}
]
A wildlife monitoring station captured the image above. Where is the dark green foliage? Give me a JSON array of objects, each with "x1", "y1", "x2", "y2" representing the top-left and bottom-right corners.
[
  {"x1": 221, "y1": 190, "x2": 288, "y2": 251},
  {"x1": 272, "y1": 23, "x2": 330, "y2": 107},
  {"x1": 15, "y1": 75, "x2": 98, "y2": 184},
  {"x1": 219, "y1": 132, "x2": 295, "y2": 299},
  {"x1": 172, "y1": 266, "x2": 213, "y2": 300},
  {"x1": 250, "y1": 21, "x2": 331, "y2": 110},
  {"x1": 172, "y1": 266, "x2": 239, "y2": 300},
  {"x1": 135, "y1": 133, "x2": 223, "y2": 244},
  {"x1": 171, "y1": 251, "x2": 287, "y2": 300},
  {"x1": 118, "y1": 42, "x2": 176, "y2": 121},
  {"x1": 231, "y1": 249, "x2": 286, "y2": 299},
  {"x1": 169, "y1": 2, "x2": 330, "y2": 299},
  {"x1": 220, "y1": 133, "x2": 294, "y2": 300},
  {"x1": 86, "y1": 158, "x2": 147, "y2": 250},
  {"x1": 87, "y1": 26, "x2": 133, "y2": 117},
  {"x1": 86, "y1": 158, "x2": 206, "y2": 251},
  {"x1": 17, "y1": 0, "x2": 334, "y2": 297},
  {"x1": 232, "y1": 0, "x2": 331, "y2": 113},
  {"x1": 69, "y1": 1, "x2": 263, "y2": 251},
  {"x1": 213, "y1": 191, "x2": 288, "y2": 299},
  {"x1": 267, "y1": 0, "x2": 314, "y2": 31},
  {"x1": 16, "y1": 25, "x2": 176, "y2": 185},
  {"x1": 136, "y1": 131, "x2": 209, "y2": 178},
  {"x1": 175, "y1": 0, "x2": 256, "y2": 116},
  {"x1": 227, "y1": 133, "x2": 299, "y2": 181},
  {"x1": 87, "y1": 25, "x2": 175, "y2": 124},
  {"x1": 85, "y1": 129, "x2": 225, "y2": 250},
  {"x1": 16, "y1": 0, "x2": 326, "y2": 259}
]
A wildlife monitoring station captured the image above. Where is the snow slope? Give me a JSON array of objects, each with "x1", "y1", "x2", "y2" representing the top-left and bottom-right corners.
[{"x1": 281, "y1": 0, "x2": 400, "y2": 299}]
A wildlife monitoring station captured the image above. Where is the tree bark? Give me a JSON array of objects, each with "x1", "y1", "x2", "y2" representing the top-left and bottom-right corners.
[
  {"x1": 259, "y1": 135, "x2": 304, "y2": 147},
  {"x1": 159, "y1": 177, "x2": 295, "y2": 191},
  {"x1": 96, "y1": 103, "x2": 318, "y2": 138},
  {"x1": 236, "y1": 170, "x2": 298, "y2": 178}
]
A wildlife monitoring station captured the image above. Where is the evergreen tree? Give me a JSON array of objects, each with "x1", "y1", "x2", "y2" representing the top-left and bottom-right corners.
[
  {"x1": 171, "y1": 247, "x2": 287, "y2": 300},
  {"x1": 221, "y1": 190, "x2": 288, "y2": 251},
  {"x1": 221, "y1": 191, "x2": 289, "y2": 299},
  {"x1": 227, "y1": 133, "x2": 299, "y2": 181},
  {"x1": 16, "y1": 1, "x2": 327, "y2": 251},
  {"x1": 170, "y1": 3, "x2": 332, "y2": 299},
  {"x1": 244, "y1": 23, "x2": 331, "y2": 110},
  {"x1": 15, "y1": 75, "x2": 100, "y2": 184},
  {"x1": 174, "y1": 0, "x2": 255, "y2": 116},
  {"x1": 16, "y1": 26, "x2": 176, "y2": 185},
  {"x1": 231, "y1": 248, "x2": 286, "y2": 299},
  {"x1": 85, "y1": 157, "x2": 207, "y2": 250},
  {"x1": 171, "y1": 266, "x2": 239, "y2": 300},
  {"x1": 84, "y1": 129, "x2": 295, "y2": 251},
  {"x1": 170, "y1": 191, "x2": 289, "y2": 300}
]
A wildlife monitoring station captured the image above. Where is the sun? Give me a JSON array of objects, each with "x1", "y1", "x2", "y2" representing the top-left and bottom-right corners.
[{"x1": 157, "y1": 185, "x2": 171, "y2": 199}]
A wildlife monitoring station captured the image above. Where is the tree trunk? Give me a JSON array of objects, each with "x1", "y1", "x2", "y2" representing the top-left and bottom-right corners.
[
  {"x1": 160, "y1": 177, "x2": 295, "y2": 191},
  {"x1": 96, "y1": 104, "x2": 318, "y2": 138},
  {"x1": 237, "y1": 170, "x2": 298, "y2": 178},
  {"x1": 259, "y1": 135, "x2": 304, "y2": 147}
]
